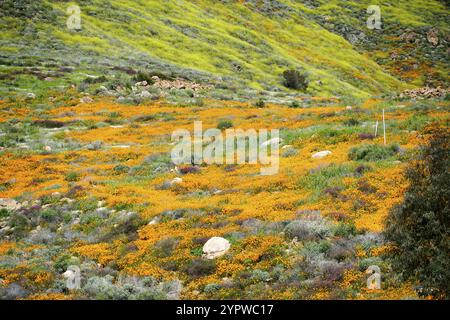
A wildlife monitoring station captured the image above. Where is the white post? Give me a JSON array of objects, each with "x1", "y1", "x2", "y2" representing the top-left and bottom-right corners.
[
  {"x1": 382, "y1": 109, "x2": 386, "y2": 145},
  {"x1": 374, "y1": 120, "x2": 378, "y2": 137}
]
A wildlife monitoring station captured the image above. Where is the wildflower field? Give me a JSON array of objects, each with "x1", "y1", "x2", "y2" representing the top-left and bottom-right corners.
[{"x1": 0, "y1": 0, "x2": 448, "y2": 300}]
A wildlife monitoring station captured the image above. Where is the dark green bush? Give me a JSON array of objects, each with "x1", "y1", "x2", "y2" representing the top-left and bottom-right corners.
[
  {"x1": 185, "y1": 258, "x2": 216, "y2": 278},
  {"x1": 282, "y1": 69, "x2": 308, "y2": 91},
  {"x1": 384, "y1": 126, "x2": 450, "y2": 299},
  {"x1": 288, "y1": 100, "x2": 301, "y2": 108},
  {"x1": 254, "y1": 99, "x2": 265, "y2": 108},
  {"x1": 348, "y1": 143, "x2": 399, "y2": 161}
]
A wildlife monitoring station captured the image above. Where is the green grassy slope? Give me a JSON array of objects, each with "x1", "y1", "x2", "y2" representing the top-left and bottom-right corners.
[{"x1": 0, "y1": 0, "x2": 448, "y2": 99}]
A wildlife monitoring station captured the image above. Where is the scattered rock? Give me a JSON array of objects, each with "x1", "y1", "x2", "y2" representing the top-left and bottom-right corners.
[
  {"x1": 399, "y1": 87, "x2": 448, "y2": 99},
  {"x1": 80, "y1": 96, "x2": 94, "y2": 104},
  {"x1": 203, "y1": 237, "x2": 231, "y2": 259},
  {"x1": 151, "y1": 76, "x2": 213, "y2": 92},
  {"x1": 0, "y1": 198, "x2": 21, "y2": 211},
  {"x1": 260, "y1": 137, "x2": 283, "y2": 148},
  {"x1": 170, "y1": 177, "x2": 183, "y2": 186},
  {"x1": 400, "y1": 30, "x2": 419, "y2": 44},
  {"x1": 312, "y1": 150, "x2": 332, "y2": 159},
  {"x1": 148, "y1": 216, "x2": 160, "y2": 225},
  {"x1": 117, "y1": 96, "x2": 131, "y2": 104},
  {"x1": 427, "y1": 28, "x2": 439, "y2": 46},
  {"x1": 60, "y1": 198, "x2": 75, "y2": 204},
  {"x1": 139, "y1": 90, "x2": 152, "y2": 98},
  {"x1": 135, "y1": 81, "x2": 148, "y2": 87},
  {"x1": 43, "y1": 145, "x2": 52, "y2": 152},
  {"x1": 87, "y1": 141, "x2": 103, "y2": 150},
  {"x1": 26, "y1": 92, "x2": 36, "y2": 99}
]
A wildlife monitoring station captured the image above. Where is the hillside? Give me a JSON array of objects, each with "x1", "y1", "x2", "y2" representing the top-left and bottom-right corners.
[{"x1": 0, "y1": 0, "x2": 448, "y2": 101}]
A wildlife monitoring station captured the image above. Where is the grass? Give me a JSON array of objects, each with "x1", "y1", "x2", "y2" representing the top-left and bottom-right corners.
[
  {"x1": 5, "y1": 0, "x2": 448, "y2": 99},
  {"x1": 298, "y1": 164, "x2": 354, "y2": 201}
]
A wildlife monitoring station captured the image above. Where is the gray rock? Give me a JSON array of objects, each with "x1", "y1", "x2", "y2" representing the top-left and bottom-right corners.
[{"x1": 87, "y1": 141, "x2": 103, "y2": 150}]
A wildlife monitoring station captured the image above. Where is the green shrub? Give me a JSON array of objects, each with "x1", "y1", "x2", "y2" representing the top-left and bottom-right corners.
[
  {"x1": 333, "y1": 222, "x2": 357, "y2": 237},
  {"x1": 288, "y1": 100, "x2": 301, "y2": 108},
  {"x1": 348, "y1": 143, "x2": 399, "y2": 161},
  {"x1": 281, "y1": 147, "x2": 298, "y2": 158},
  {"x1": 282, "y1": 69, "x2": 308, "y2": 91},
  {"x1": 299, "y1": 163, "x2": 353, "y2": 199},
  {"x1": 133, "y1": 71, "x2": 155, "y2": 85},
  {"x1": 65, "y1": 171, "x2": 79, "y2": 182},
  {"x1": 254, "y1": 99, "x2": 265, "y2": 108},
  {"x1": 204, "y1": 283, "x2": 221, "y2": 294},
  {"x1": 217, "y1": 119, "x2": 233, "y2": 130},
  {"x1": 384, "y1": 126, "x2": 450, "y2": 299},
  {"x1": 154, "y1": 237, "x2": 179, "y2": 258},
  {"x1": 0, "y1": 208, "x2": 9, "y2": 218},
  {"x1": 41, "y1": 208, "x2": 59, "y2": 222},
  {"x1": 284, "y1": 219, "x2": 331, "y2": 241},
  {"x1": 343, "y1": 118, "x2": 360, "y2": 126}
]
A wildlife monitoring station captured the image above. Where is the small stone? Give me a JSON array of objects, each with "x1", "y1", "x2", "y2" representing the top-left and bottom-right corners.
[
  {"x1": 60, "y1": 198, "x2": 75, "y2": 204},
  {"x1": 312, "y1": 150, "x2": 332, "y2": 159},
  {"x1": 139, "y1": 90, "x2": 151, "y2": 98},
  {"x1": 87, "y1": 141, "x2": 103, "y2": 150},
  {"x1": 43, "y1": 145, "x2": 52, "y2": 152},
  {"x1": 80, "y1": 96, "x2": 94, "y2": 104},
  {"x1": 0, "y1": 198, "x2": 21, "y2": 211},
  {"x1": 26, "y1": 92, "x2": 36, "y2": 99},
  {"x1": 260, "y1": 137, "x2": 283, "y2": 148},
  {"x1": 170, "y1": 177, "x2": 183, "y2": 186},
  {"x1": 148, "y1": 217, "x2": 160, "y2": 225}
]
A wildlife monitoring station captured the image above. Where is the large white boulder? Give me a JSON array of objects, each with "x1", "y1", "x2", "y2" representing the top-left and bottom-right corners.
[
  {"x1": 203, "y1": 237, "x2": 230, "y2": 259},
  {"x1": 311, "y1": 150, "x2": 332, "y2": 159}
]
